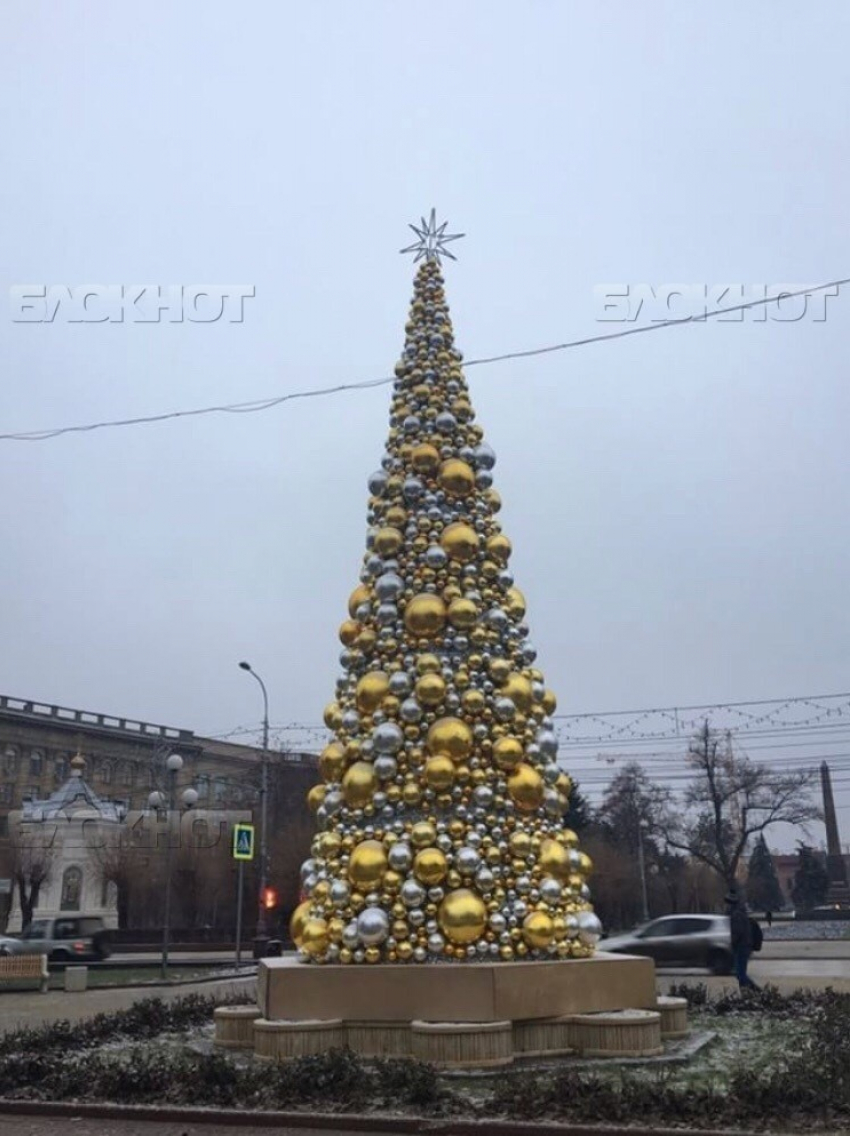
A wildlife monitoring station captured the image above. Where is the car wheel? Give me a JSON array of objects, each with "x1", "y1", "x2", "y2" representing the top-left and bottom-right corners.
[
  {"x1": 707, "y1": 948, "x2": 732, "y2": 976},
  {"x1": 50, "y1": 950, "x2": 71, "y2": 963},
  {"x1": 0, "y1": 947, "x2": 10, "y2": 957}
]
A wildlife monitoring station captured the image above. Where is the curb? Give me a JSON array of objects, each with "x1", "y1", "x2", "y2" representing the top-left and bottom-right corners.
[{"x1": 0, "y1": 1099, "x2": 755, "y2": 1136}]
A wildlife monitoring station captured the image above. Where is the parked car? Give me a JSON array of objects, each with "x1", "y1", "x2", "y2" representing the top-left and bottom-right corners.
[
  {"x1": 3, "y1": 916, "x2": 112, "y2": 963},
  {"x1": 0, "y1": 935, "x2": 21, "y2": 957},
  {"x1": 601, "y1": 914, "x2": 733, "y2": 975}
]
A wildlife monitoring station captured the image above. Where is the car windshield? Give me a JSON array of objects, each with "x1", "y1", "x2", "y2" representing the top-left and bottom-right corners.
[{"x1": 21, "y1": 921, "x2": 48, "y2": 940}]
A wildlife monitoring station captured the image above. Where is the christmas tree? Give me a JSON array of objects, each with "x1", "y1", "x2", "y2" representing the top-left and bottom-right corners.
[{"x1": 291, "y1": 213, "x2": 601, "y2": 965}]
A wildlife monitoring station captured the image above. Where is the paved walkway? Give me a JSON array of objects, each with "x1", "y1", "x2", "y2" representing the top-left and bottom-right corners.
[
  {"x1": 0, "y1": 1118, "x2": 393, "y2": 1136},
  {"x1": 0, "y1": 974, "x2": 257, "y2": 1031}
]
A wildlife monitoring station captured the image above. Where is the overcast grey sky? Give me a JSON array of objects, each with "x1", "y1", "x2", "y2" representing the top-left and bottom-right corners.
[{"x1": 2, "y1": 3, "x2": 849, "y2": 841}]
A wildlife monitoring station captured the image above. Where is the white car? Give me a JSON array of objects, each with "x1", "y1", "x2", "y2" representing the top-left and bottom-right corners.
[{"x1": 602, "y1": 914, "x2": 733, "y2": 975}]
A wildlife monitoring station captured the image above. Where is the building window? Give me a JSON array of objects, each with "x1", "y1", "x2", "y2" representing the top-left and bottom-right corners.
[
  {"x1": 213, "y1": 777, "x2": 227, "y2": 804},
  {"x1": 3, "y1": 746, "x2": 18, "y2": 776},
  {"x1": 100, "y1": 761, "x2": 113, "y2": 785},
  {"x1": 54, "y1": 754, "x2": 69, "y2": 783},
  {"x1": 196, "y1": 775, "x2": 210, "y2": 801},
  {"x1": 29, "y1": 750, "x2": 44, "y2": 777},
  {"x1": 60, "y1": 866, "x2": 83, "y2": 911},
  {"x1": 118, "y1": 763, "x2": 134, "y2": 787},
  {"x1": 0, "y1": 816, "x2": 7, "y2": 837},
  {"x1": 0, "y1": 784, "x2": 12, "y2": 805}
]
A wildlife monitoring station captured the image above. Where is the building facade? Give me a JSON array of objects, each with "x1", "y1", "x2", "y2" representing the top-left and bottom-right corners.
[{"x1": 0, "y1": 693, "x2": 318, "y2": 929}]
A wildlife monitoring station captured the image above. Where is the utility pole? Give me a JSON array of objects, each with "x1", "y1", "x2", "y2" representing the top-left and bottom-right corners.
[{"x1": 239, "y1": 662, "x2": 270, "y2": 958}]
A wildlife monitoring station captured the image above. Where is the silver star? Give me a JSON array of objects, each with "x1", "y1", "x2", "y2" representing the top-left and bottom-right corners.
[{"x1": 400, "y1": 208, "x2": 465, "y2": 263}]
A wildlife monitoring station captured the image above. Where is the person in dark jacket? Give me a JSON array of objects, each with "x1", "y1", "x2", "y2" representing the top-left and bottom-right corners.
[{"x1": 726, "y1": 890, "x2": 759, "y2": 990}]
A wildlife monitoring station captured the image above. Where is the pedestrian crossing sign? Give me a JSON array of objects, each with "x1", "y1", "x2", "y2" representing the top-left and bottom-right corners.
[{"x1": 232, "y1": 823, "x2": 255, "y2": 861}]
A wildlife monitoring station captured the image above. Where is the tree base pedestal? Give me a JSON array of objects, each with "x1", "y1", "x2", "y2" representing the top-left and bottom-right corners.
[{"x1": 215, "y1": 953, "x2": 682, "y2": 1067}]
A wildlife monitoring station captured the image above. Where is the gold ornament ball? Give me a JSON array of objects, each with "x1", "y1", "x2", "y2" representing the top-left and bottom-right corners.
[
  {"x1": 339, "y1": 619, "x2": 361, "y2": 646},
  {"x1": 439, "y1": 459, "x2": 475, "y2": 497},
  {"x1": 307, "y1": 784, "x2": 326, "y2": 812},
  {"x1": 509, "y1": 831, "x2": 532, "y2": 857},
  {"x1": 542, "y1": 688, "x2": 558, "y2": 715},
  {"x1": 342, "y1": 761, "x2": 377, "y2": 808},
  {"x1": 538, "y1": 838, "x2": 571, "y2": 881},
  {"x1": 411, "y1": 443, "x2": 441, "y2": 475},
  {"x1": 289, "y1": 900, "x2": 313, "y2": 949},
  {"x1": 447, "y1": 597, "x2": 478, "y2": 629},
  {"x1": 356, "y1": 670, "x2": 390, "y2": 713},
  {"x1": 424, "y1": 754, "x2": 455, "y2": 791},
  {"x1": 461, "y1": 688, "x2": 486, "y2": 715},
  {"x1": 493, "y1": 736, "x2": 524, "y2": 771},
  {"x1": 319, "y1": 742, "x2": 345, "y2": 782},
  {"x1": 348, "y1": 584, "x2": 371, "y2": 618},
  {"x1": 348, "y1": 840, "x2": 388, "y2": 888},
  {"x1": 440, "y1": 522, "x2": 480, "y2": 562},
  {"x1": 402, "y1": 780, "x2": 422, "y2": 806},
  {"x1": 502, "y1": 673, "x2": 534, "y2": 713},
  {"x1": 404, "y1": 594, "x2": 446, "y2": 638},
  {"x1": 414, "y1": 847, "x2": 448, "y2": 885},
  {"x1": 374, "y1": 527, "x2": 404, "y2": 557},
  {"x1": 301, "y1": 918, "x2": 329, "y2": 956},
  {"x1": 416, "y1": 672, "x2": 446, "y2": 707},
  {"x1": 323, "y1": 702, "x2": 342, "y2": 730},
  {"x1": 438, "y1": 888, "x2": 488, "y2": 945},
  {"x1": 427, "y1": 717, "x2": 473, "y2": 761},
  {"x1": 410, "y1": 821, "x2": 437, "y2": 848},
  {"x1": 507, "y1": 763, "x2": 545, "y2": 812},
  {"x1": 522, "y1": 910, "x2": 555, "y2": 949},
  {"x1": 505, "y1": 586, "x2": 527, "y2": 620},
  {"x1": 486, "y1": 534, "x2": 512, "y2": 563},
  {"x1": 489, "y1": 657, "x2": 511, "y2": 684}
]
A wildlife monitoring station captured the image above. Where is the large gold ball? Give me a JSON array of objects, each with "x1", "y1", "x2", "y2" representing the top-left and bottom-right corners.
[
  {"x1": 461, "y1": 689, "x2": 486, "y2": 715},
  {"x1": 485, "y1": 487, "x2": 502, "y2": 513},
  {"x1": 507, "y1": 764, "x2": 545, "y2": 812},
  {"x1": 410, "y1": 821, "x2": 437, "y2": 848},
  {"x1": 538, "y1": 838, "x2": 571, "y2": 881},
  {"x1": 542, "y1": 689, "x2": 558, "y2": 715},
  {"x1": 509, "y1": 831, "x2": 532, "y2": 857},
  {"x1": 348, "y1": 584, "x2": 371, "y2": 618},
  {"x1": 438, "y1": 889, "x2": 487, "y2": 945},
  {"x1": 503, "y1": 673, "x2": 534, "y2": 713},
  {"x1": 505, "y1": 586, "x2": 526, "y2": 620},
  {"x1": 404, "y1": 594, "x2": 446, "y2": 638},
  {"x1": 489, "y1": 657, "x2": 511, "y2": 684},
  {"x1": 386, "y1": 504, "x2": 406, "y2": 528},
  {"x1": 356, "y1": 671, "x2": 390, "y2": 713},
  {"x1": 447, "y1": 597, "x2": 478, "y2": 629},
  {"x1": 416, "y1": 672, "x2": 446, "y2": 707},
  {"x1": 342, "y1": 761, "x2": 377, "y2": 808},
  {"x1": 416, "y1": 653, "x2": 441, "y2": 675},
  {"x1": 301, "y1": 918, "x2": 329, "y2": 956},
  {"x1": 411, "y1": 443, "x2": 441, "y2": 475},
  {"x1": 374, "y1": 527, "x2": 404, "y2": 557},
  {"x1": 440, "y1": 522, "x2": 479, "y2": 562},
  {"x1": 486, "y1": 534, "x2": 512, "y2": 563},
  {"x1": 522, "y1": 911, "x2": 555, "y2": 949},
  {"x1": 289, "y1": 899, "x2": 313, "y2": 948},
  {"x1": 348, "y1": 840, "x2": 388, "y2": 889},
  {"x1": 307, "y1": 784, "x2": 326, "y2": 812},
  {"x1": 402, "y1": 781, "x2": 422, "y2": 806},
  {"x1": 439, "y1": 460, "x2": 475, "y2": 498},
  {"x1": 339, "y1": 619, "x2": 361, "y2": 646},
  {"x1": 576, "y1": 852, "x2": 593, "y2": 875},
  {"x1": 319, "y1": 742, "x2": 346, "y2": 782},
  {"x1": 414, "y1": 847, "x2": 448, "y2": 886},
  {"x1": 493, "y1": 736, "x2": 524, "y2": 771},
  {"x1": 428, "y1": 717, "x2": 473, "y2": 761},
  {"x1": 323, "y1": 702, "x2": 342, "y2": 730},
  {"x1": 424, "y1": 754, "x2": 455, "y2": 791}
]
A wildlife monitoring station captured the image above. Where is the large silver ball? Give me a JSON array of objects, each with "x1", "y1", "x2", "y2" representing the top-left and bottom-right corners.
[
  {"x1": 342, "y1": 920, "x2": 360, "y2": 949},
  {"x1": 401, "y1": 879, "x2": 426, "y2": 908},
  {"x1": 473, "y1": 785, "x2": 494, "y2": 808},
  {"x1": 425, "y1": 545, "x2": 447, "y2": 569},
  {"x1": 389, "y1": 671, "x2": 412, "y2": 696},
  {"x1": 489, "y1": 912, "x2": 506, "y2": 934},
  {"x1": 330, "y1": 880, "x2": 351, "y2": 905},
  {"x1": 495, "y1": 697, "x2": 516, "y2": 721},
  {"x1": 376, "y1": 602, "x2": 399, "y2": 626},
  {"x1": 373, "y1": 722, "x2": 403, "y2": 754},
  {"x1": 540, "y1": 878, "x2": 562, "y2": 904},
  {"x1": 368, "y1": 470, "x2": 388, "y2": 496},
  {"x1": 427, "y1": 933, "x2": 445, "y2": 954},
  {"x1": 474, "y1": 442, "x2": 496, "y2": 470},
  {"x1": 577, "y1": 911, "x2": 603, "y2": 946},
  {"x1": 357, "y1": 906, "x2": 390, "y2": 946},
  {"x1": 436, "y1": 412, "x2": 457, "y2": 432},
  {"x1": 376, "y1": 572, "x2": 404, "y2": 601},
  {"x1": 300, "y1": 859, "x2": 317, "y2": 883},
  {"x1": 373, "y1": 755, "x2": 398, "y2": 780},
  {"x1": 403, "y1": 477, "x2": 424, "y2": 501},
  {"x1": 455, "y1": 846, "x2": 480, "y2": 875},
  {"x1": 388, "y1": 842, "x2": 412, "y2": 871},
  {"x1": 400, "y1": 698, "x2": 422, "y2": 723},
  {"x1": 538, "y1": 730, "x2": 559, "y2": 758}
]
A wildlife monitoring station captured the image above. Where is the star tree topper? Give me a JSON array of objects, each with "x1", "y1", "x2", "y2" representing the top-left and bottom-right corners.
[{"x1": 400, "y1": 208, "x2": 465, "y2": 263}]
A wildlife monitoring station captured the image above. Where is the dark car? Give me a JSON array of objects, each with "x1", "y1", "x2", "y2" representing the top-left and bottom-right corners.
[
  {"x1": 5, "y1": 916, "x2": 112, "y2": 962},
  {"x1": 601, "y1": 914, "x2": 733, "y2": 975}
]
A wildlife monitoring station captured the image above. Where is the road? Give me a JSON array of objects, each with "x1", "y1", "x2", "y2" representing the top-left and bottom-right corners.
[{"x1": 0, "y1": 1118, "x2": 393, "y2": 1136}]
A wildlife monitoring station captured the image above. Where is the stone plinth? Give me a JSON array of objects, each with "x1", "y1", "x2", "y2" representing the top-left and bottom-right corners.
[
  {"x1": 214, "y1": 1005, "x2": 261, "y2": 1049},
  {"x1": 513, "y1": 1016, "x2": 574, "y2": 1057},
  {"x1": 254, "y1": 1018, "x2": 345, "y2": 1061},
  {"x1": 567, "y1": 1009, "x2": 663, "y2": 1057},
  {"x1": 64, "y1": 966, "x2": 87, "y2": 993},
  {"x1": 656, "y1": 995, "x2": 689, "y2": 1039},
  {"x1": 346, "y1": 1020, "x2": 411, "y2": 1057},
  {"x1": 259, "y1": 953, "x2": 656, "y2": 1025},
  {"x1": 412, "y1": 1020, "x2": 513, "y2": 1068}
]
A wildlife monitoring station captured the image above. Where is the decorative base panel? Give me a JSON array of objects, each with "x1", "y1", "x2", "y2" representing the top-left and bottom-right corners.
[
  {"x1": 258, "y1": 952, "x2": 656, "y2": 1024},
  {"x1": 656, "y1": 995, "x2": 689, "y2": 1039}
]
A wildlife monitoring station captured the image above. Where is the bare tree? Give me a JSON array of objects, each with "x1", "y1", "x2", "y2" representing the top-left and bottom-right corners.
[
  {"x1": 656, "y1": 721, "x2": 821, "y2": 889},
  {"x1": 8, "y1": 822, "x2": 56, "y2": 928}
]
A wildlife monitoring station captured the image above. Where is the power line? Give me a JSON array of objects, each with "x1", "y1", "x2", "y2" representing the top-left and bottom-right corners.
[{"x1": 3, "y1": 278, "x2": 847, "y2": 444}]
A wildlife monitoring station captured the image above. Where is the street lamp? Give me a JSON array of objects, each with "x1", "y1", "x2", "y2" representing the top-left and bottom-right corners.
[
  {"x1": 637, "y1": 820, "x2": 650, "y2": 923},
  {"x1": 238, "y1": 661, "x2": 270, "y2": 958},
  {"x1": 148, "y1": 752, "x2": 197, "y2": 981}
]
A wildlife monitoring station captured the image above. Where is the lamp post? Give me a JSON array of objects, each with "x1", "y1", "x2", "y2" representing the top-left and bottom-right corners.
[
  {"x1": 239, "y1": 661, "x2": 270, "y2": 957},
  {"x1": 637, "y1": 821, "x2": 650, "y2": 923},
  {"x1": 149, "y1": 753, "x2": 198, "y2": 982}
]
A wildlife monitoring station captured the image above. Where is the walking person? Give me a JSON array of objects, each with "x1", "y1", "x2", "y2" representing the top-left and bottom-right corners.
[
  {"x1": 726, "y1": 890, "x2": 760, "y2": 991},
  {"x1": 765, "y1": 909, "x2": 773, "y2": 928}
]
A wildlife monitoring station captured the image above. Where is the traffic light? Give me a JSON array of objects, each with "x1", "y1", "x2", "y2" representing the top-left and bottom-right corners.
[{"x1": 261, "y1": 886, "x2": 278, "y2": 910}]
